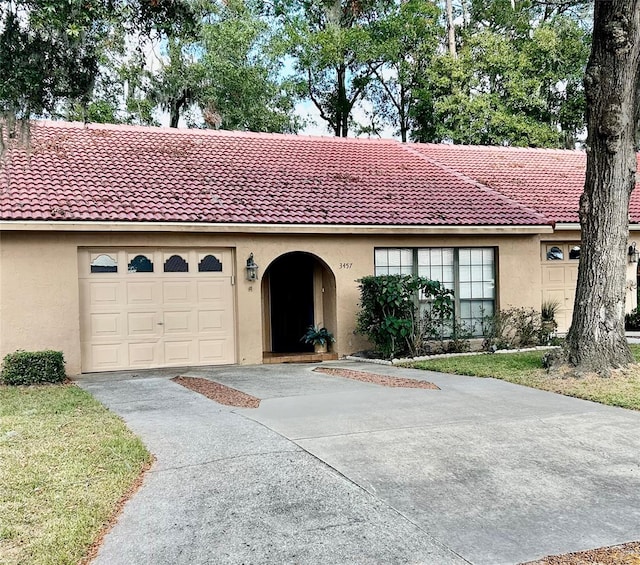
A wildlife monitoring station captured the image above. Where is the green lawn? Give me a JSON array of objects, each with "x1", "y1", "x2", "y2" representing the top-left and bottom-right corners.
[
  {"x1": 0, "y1": 384, "x2": 151, "y2": 565},
  {"x1": 407, "y1": 344, "x2": 640, "y2": 411}
]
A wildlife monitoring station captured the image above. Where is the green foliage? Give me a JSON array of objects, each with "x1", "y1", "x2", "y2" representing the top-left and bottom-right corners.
[
  {"x1": 625, "y1": 309, "x2": 640, "y2": 331},
  {"x1": 363, "y1": 0, "x2": 441, "y2": 141},
  {"x1": 301, "y1": 325, "x2": 335, "y2": 346},
  {"x1": 541, "y1": 299, "x2": 561, "y2": 322},
  {"x1": 0, "y1": 0, "x2": 197, "y2": 129},
  {"x1": 356, "y1": 275, "x2": 454, "y2": 359},
  {"x1": 481, "y1": 307, "x2": 544, "y2": 351},
  {"x1": 1, "y1": 350, "x2": 66, "y2": 386},
  {"x1": 277, "y1": 0, "x2": 396, "y2": 136},
  {"x1": 412, "y1": 4, "x2": 591, "y2": 147}
]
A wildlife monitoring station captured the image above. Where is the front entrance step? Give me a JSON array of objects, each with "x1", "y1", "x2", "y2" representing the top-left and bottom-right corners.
[{"x1": 263, "y1": 351, "x2": 338, "y2": 364}]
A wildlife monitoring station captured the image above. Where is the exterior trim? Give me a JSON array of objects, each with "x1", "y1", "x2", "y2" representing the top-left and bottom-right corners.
[{"x1": 0, "y1": 220, "x2": 554, "y2": 235}]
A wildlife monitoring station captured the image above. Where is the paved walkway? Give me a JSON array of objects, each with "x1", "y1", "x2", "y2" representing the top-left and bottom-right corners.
[{"x1": 77, "y1": 362, "x2": 640, "y2": 565}]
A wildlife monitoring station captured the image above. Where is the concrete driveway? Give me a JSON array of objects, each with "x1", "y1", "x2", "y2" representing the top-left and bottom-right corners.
[{"x1": 77, "y1": 361, "x2": 640, "y2": 565}]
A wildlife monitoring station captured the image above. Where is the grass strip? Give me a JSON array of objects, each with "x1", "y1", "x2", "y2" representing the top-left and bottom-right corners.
[
  {"x1": 0, "y1": 384, "x2": 151, "y2": 565},
  {"x1": 406, "y1": 345, "x2": 640, "y2": 411}
]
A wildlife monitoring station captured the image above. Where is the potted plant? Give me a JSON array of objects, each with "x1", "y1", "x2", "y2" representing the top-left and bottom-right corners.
[
  {"x1": 301, "y1": 326, "x2": 335, "y2": 353},
  {"x1": 540, "y1": 300, "x2": 560, "y2": 343}
]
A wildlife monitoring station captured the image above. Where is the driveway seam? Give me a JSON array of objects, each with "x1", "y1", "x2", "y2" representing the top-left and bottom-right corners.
[
  {"x1": 147, "y1": 448, "x2": 303, "y2": 474},
  {"x1": 282, "y1": 410, "x2": 600, "y2": 442},
  {"x1": 234, "y1": 409, "x2": 474, "y2": 565}
]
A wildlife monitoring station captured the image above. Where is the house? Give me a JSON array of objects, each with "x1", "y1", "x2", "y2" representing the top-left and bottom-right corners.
[{"x1": 0, "y1": 121, "x2": 637, "y2": 375}]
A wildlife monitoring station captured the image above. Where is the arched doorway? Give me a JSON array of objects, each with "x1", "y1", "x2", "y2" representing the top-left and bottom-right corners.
[{"x1": 262, "y1": 252, "x2": 336, "y2": 354}]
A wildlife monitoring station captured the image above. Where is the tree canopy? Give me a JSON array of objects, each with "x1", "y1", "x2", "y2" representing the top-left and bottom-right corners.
[{"x1": 0, "y1": 0, "x2": 595, "y2": 145}]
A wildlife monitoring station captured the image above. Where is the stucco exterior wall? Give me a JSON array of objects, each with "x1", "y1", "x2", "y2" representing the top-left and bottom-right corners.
[{"x1": 0, "y1": 230, "x2": 542, "y2": 375}]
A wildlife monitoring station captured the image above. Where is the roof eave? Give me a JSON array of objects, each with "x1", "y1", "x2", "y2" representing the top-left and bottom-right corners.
[{"x1": 0, "y1": 220, "x2": 553, "y2": 235}]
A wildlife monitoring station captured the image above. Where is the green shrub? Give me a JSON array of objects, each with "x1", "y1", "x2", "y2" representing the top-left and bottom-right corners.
[
  {"x1": 481, "y1": 307, "x2": 543, "y2": 351},
  {"x1": 626, "y1": 309, "x2": 640, "y2": 331},
  {"x1": 1, "y1": 350, "x2": 66, "y2": 385},
  {"x1": 356, "y1": 275, "x2": 454, "y2": 359}
]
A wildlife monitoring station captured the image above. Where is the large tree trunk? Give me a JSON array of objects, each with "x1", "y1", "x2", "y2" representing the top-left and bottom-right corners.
[
  {"x1": 565, "y1": 0, "x2": 640, "y2": 373},
  {"x1": 446, "y1": 0, "x2": 457, "y2": 58}
]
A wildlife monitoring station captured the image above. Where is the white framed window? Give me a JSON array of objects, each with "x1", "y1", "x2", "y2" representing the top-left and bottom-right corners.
[{"x1": 374, "y1": 247, "x2": 497, "y2": 336}]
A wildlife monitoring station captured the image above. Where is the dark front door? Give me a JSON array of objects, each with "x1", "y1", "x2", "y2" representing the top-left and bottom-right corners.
[{"x1": 270, "y1": 254, "x2": 315, "y2": 353}]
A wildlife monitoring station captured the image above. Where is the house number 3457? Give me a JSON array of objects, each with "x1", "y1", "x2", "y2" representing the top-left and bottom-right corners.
[{"x1": 339, "y1": 262, "x2": 353, "y2": 269}]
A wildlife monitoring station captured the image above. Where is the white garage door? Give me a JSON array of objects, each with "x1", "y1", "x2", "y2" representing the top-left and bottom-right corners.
[
  {"x1": 79, "y1": 249, "x2": 236, "y2": 372},
  {"x1": 541, "y1": 243, "x2": 580, "y2": 332}
]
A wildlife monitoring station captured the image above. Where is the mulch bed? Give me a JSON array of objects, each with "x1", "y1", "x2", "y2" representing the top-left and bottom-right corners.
[
  {"x1": 521, "y1": 541, "x2": 640, "y2": 564},
  {"x1": 172, "y1": 376, "x2": 261, "y2": 408},
  {"x1": 313, "y1": 367, "x2": 439, "y2": 389}
]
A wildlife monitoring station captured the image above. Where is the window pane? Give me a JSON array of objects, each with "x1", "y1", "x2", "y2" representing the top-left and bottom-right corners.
[
  {"x1": 459, "y1": 248, "x2": 471, "y2": 265},
  {"x1": 483, "y1": 248, "x2": 494, "y2": 263},
  {"x1": 375, "y1": 249, "x2": 388, "y2": 267},
  {"x1": 388, "y1": 266, "x2": 401, "y2": 275},
  {"x1": 164, "y1": 255, "x2": 188, "y2": 272},
  {"x1": 388, "y1": 249, "x2": 401, "y2": 266},
  {"x1": 431, "y1": 249, "x2": 442, "y2": 266},
  {"x1": 459, "y1": 301, "x2": 471, "y2": 318},
  {"x1": 483, "y1": 265, "x2": 493, "y2": 280},
  {"x1": 459, "y1": 265, "x2": 471, "y2": 283},
  {"x1": 442, "y1": 248, "x2": 454, "y2": 265},
  {"x1": 91, "y1": 254, "x2": 117, "y2": 273},
  {"x1": 400, "y1": 249, "x2": 413, "y2": 266},
  {"x1": 442, "y1": 266, "x2": 454, "y2": 287},
  {"x1": 483, "y1": 281, "x2": 495, "y2": 298},
  {"x1": 471, "y1": 265, "x2": 483, "y2": 281},
  {"x1": 417, "y1": 249, "x2": 430, "y2": 266},
  {"x1": 128, "y1": 255, "x2": 153, "y2": 273},
  {"x1": 198, "y1": 255, "x2": 222, "y2": 272},
  {"x1": 472, "y1": 282, "x2": 483, "y2": 298},
  {"x1": 547, "y1": 246, "x2": 564, "y2": 260},
  {"x1": 470, "y1": 248, "x2": 483, "y2": 264},
  {"x1": 482, "y1": 301, "x2": 494, "y2": 318},
  {"x1": 459, "y1": 282, "x2": 471, "y2": 299}
]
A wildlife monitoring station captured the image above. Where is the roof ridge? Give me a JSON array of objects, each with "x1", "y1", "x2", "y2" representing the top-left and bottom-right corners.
[
  {"x1": 402, "y1": 143, "x2": 553, "y2": 225},
  {"x1": 414, "y1": 142, "x2": 586, "y2": 156},
  {"x1": 31, "y1": 119, "x2": 400, "y2": 145}
]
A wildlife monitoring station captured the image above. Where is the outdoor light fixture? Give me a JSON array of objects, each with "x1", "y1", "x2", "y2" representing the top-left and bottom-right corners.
[
  {"x1": 629, "y1": 242, "x2": 639, "y2": 264},
  {"x1": 246, "y1": 253, "x2": 259, "y2": 281}
]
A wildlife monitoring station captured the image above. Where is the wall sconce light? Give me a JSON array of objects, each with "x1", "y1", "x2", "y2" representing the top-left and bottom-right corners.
[
  {"x1": 246, "y1": 253, "x2": 259, "y2": 281},
  {"x1": 629, "y1": 242, "x2": 639, "y2": 264}
]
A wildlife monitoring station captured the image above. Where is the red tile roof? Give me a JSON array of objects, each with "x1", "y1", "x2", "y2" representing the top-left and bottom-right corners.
[
  {"x1": 0, "y1": 121, "x2": 549, "y2": 226},
  {"x1": 412, "y1": 143, "x2": 640, "y2": 224}
]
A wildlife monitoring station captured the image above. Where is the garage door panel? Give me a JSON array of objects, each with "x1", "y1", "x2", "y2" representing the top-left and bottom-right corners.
[
  {"x1": 89, "y1": 343, "x2": 124, "y2": 370},
  {"x1": 90, "y1": 283, "x2": 121, "y2": 306},
  {"x1": 164, "y1": 341, "x2": 193, "y2": 364},
  {"x1": 163, "y1": 281, "x2": 193, "y2": 304},
  {"x1": 127, "y1": 312, "x2": 159, "y2": 337},
  {"x1": 197, "y1": 280, "x2": 226, "y2": 302},
  {"x1": 128, "y1": 342, "x2": 157, "y2": 365},
  {"x1": 90, "y1": 313, "x2": 121, "y2": 337},
  {"x1": 163, "y1": 311, "x2": 193, "y2": 334},
  {"x1": 568, "y1": 266, "x2": 578, "y2": 283},
  {"x1": 80, "y1": 248, "x2": 236, "y2": 372},
  {"x1": 541, "y1": 243, "x2": 580, "y2": 333},
  {"x1": 198, "y1": 310, "x2": 227, "y2": 333},
  {"x1": 544, "y1": 267, "x2": 566, "y2": 284},
  {"x1": 199, "y1": 339, "x2": 228, "y2": 363},
  {"x1": 127, "y1": 282, "x2": 158, "y2": 305}
]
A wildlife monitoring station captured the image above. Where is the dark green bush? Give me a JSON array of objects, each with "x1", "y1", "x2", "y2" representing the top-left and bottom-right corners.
[
  {"x1": 1, "y1": 350, "x2": 66, "y2": 385},
  {"x1": 625, "y1": 309, "x2": 640, "y2": 331}
]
